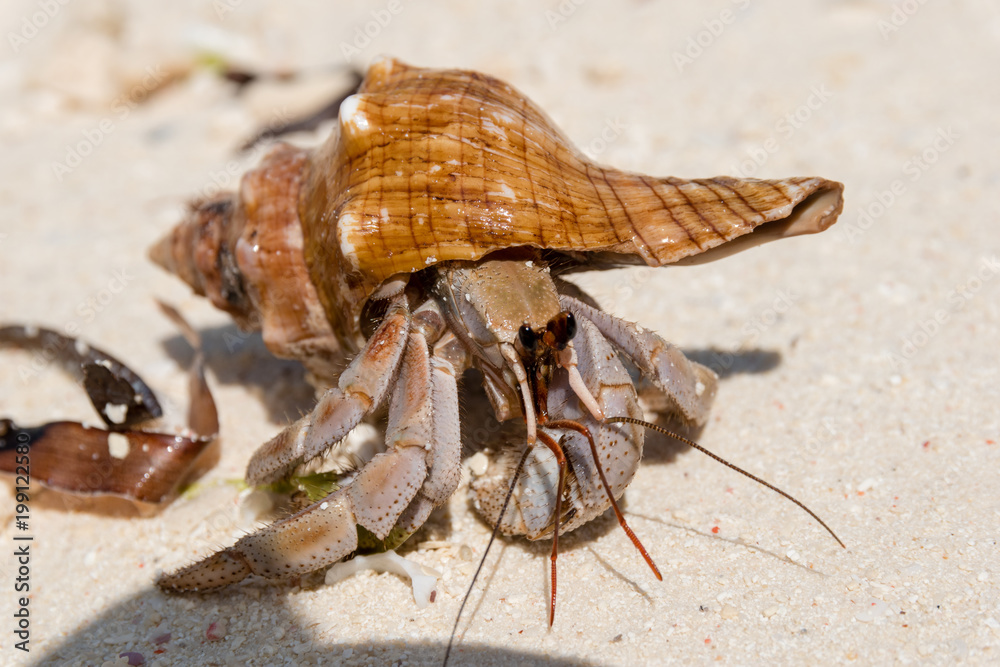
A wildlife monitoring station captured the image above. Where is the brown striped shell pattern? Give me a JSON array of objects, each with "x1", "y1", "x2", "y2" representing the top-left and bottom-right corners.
[{"x1": 151, "y1": 57, "x2": 843, "y2": 620}]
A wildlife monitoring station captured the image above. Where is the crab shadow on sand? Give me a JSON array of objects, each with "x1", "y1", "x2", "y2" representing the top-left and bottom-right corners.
[{"x1": 37, "y1": 582, "x2": 601, "y2": 666}]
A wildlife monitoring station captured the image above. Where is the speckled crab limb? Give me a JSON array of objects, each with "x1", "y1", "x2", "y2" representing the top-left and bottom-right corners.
[
  {"x1": 386, "y1": 355, "x2": 462, "y2": 537},
  {"x1": 158, "y1": 329, "x2": 446, "y2": 592},
  {"x1": 246, "y1": 297, "x2": 411, "y2": 485},
  {"x1": 472, "y1": 313, "x2": 645, "y2": 538},
  {"x1": 559, "y1": 295, "x2": 718, "y2": 425}
]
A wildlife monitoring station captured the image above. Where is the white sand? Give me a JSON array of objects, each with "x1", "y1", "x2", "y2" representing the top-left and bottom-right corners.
[{"x1": 1, "y1": 1, "x2": 998, "y2": 665}]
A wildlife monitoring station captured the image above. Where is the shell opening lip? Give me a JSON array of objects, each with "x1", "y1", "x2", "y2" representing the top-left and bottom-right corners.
[{"x1": 672, "y1": 181, "x2": 844, "y2": 266}]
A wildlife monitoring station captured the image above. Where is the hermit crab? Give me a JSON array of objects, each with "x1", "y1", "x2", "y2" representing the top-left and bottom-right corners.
[{"x1": 152, "y1": 58, "x2": 844, "y2": 619}]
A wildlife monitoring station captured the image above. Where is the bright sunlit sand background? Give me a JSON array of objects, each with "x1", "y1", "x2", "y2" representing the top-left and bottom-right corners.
[{"x1": 1, "y1": 1, "x2": 998, "y2": 665}]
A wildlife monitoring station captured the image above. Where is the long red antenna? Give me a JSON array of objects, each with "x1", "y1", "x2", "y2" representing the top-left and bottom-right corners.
[
  {"x1": 547, "y1": 419, "x2": 662, "y2": 580},
  {"x1": 606, "y1": 416, "x2": 845, "y2": 549}
]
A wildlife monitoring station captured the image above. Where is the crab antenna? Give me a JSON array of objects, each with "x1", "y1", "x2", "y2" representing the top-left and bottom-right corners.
[
  {"x1": 444, "y1": 446, "x2": 531, "y2": 667},
  {"x1": 605, "y1": 416, "x2": 845, "y2": 549},
  {"x1": 547, "y1": 419, "x2": 662, "y2": 582},
  {"x1": 536, "y1": 430, "x2": 570, "y2": 627}
]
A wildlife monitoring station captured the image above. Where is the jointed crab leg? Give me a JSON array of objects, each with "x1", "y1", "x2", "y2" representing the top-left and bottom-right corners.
[
  {"x1": 559, "y1": 295, "x2": 718, "y2": 425},
  {"x1": 345, "y1": 331, "x2": 432, "y2": 539},
  {"x1": 158, "y1": 327, "x2": 445, "y2": 591},
  {"x1": 394, "y1": 356, "x2": 462, "y2": 536},
  {"x1": 247, "y1": 297, "x2": 411, "y2": 485}
]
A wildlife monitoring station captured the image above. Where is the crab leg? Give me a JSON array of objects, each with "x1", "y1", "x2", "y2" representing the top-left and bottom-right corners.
[
  {"x1": 346, "y1": 331, "x2": 432, "y2": 540},
  {"x1": 158, "y1": 330, "x2": 437, "y2": 592},
  {"x1": 392, "y1": 355, "x2": 462, "y2": 536},
  {"x1": 559, "y1": 295, "x2": 718, "y2": 426},
  {"x1": 246, "y1": 297, "x2": 411, "y2": 485}
]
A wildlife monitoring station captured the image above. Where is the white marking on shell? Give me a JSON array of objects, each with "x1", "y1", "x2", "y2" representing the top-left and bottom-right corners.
[
  {"x1": 338, "y1": 212, "x2": 359, "y2": 261},
  {"x1": 107, "y1": 432, "x2": 130, "y2": 460},
  {"x1": 339, "y1": 95, "x2": 368, "y2": 132},
  {"x1": 75, "y1": 339, "x2": 89, "y2": 356},
  {"x1": 429, "y1": 165, "x2": 441, "y2": 173},
  {"x1": 491, "y1": 110, "x2": 517, "y2": 126},
  {"x1": 23, "y1": 325, "x2": 39, "y2": 338},
  {"x1": 424, "y1": 256, "x2": 437, "y2": 265},
  {"x1": 380, "y1": 207, "x2": 389, "y2": 223},
  {"x1": 480, "y1": 117, "x2": 507, "y2": 139},
  {"x1": 370, "y1": 55, "x2": 397, "y2": 76}
]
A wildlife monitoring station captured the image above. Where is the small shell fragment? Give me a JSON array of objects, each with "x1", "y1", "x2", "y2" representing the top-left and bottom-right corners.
[{"x1": 324, "y1": 551, "x2": 441, "y2": 608}]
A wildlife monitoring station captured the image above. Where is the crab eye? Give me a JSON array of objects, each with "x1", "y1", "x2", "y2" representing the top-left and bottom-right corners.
[
  {"x1": 544, "y1": 310, "x2": 577, "y2": 351},
  {"x1": 564, "y1": 312, "x2": 576, "y2": 340},
  {"x1": 518, "y1": 324, "x2": 537, "y2": 352}
]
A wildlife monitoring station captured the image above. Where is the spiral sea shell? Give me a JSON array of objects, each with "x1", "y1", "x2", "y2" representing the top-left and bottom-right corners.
[{"x1": 151, "y1": 56, "x2": 843, "y2": 379}]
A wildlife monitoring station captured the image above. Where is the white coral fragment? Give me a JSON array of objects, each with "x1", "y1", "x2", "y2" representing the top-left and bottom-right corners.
[{"x1": 325, "y1": 551, "x2": 441, "y2": 608}]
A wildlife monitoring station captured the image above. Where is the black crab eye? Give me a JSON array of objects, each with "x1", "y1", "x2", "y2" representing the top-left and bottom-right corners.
[
  {"x1": 518, "y1": 324, "x2": 537, "y2": 352},
  {"x1": 564, "y1": 312, "x2": 577, "y2": 340},
  {"x1": 544, "y1": 310, "x2": 577, "y2": 351}
]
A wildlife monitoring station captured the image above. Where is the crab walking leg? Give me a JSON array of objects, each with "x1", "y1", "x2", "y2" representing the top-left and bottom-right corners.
[
  {"x1": 559, "y1": 295, "x2": 718, "y2": 425},
  {"x1": 246, "y1": 297, "x2": 411, "y2": 485},
  {"x1": 393, "y1": 356, "x2": 462, "y2": 536},
  {"x1": 157, "y1": 487, "x2": 361, "y2": 591},
  {"x1": 158, "y1": 331, "x2": 436, "y2": 592},
  {"x1": 348, "y1": 331, "x2": 434, "y2": 539}
]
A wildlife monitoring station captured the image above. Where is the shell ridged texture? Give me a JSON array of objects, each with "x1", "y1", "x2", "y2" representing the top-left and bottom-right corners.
[{"x1": 301, "y1": 58, "x2": 842, "y2": 332}]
